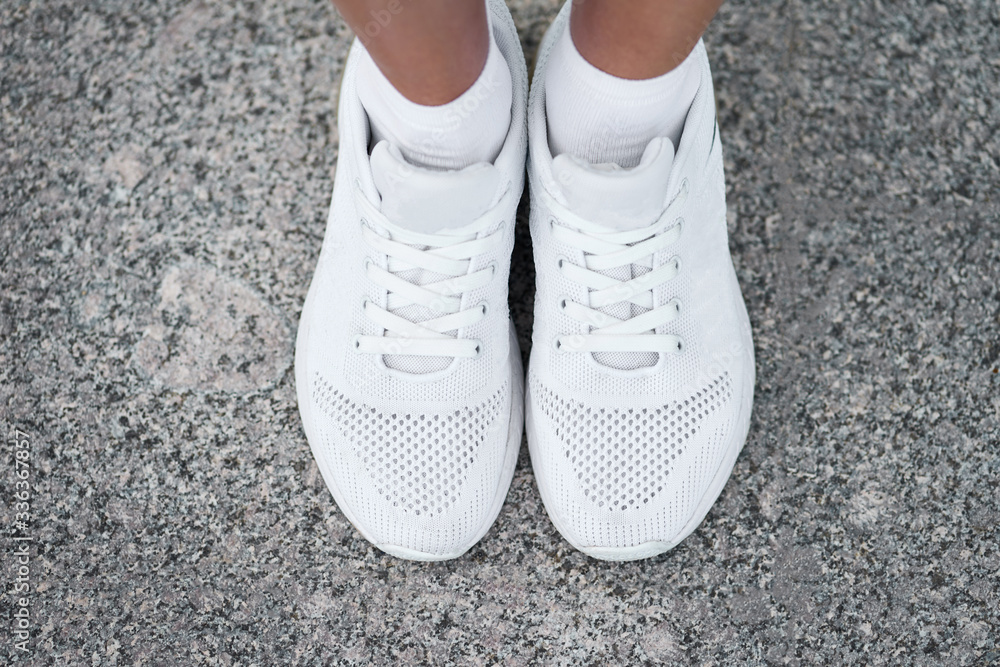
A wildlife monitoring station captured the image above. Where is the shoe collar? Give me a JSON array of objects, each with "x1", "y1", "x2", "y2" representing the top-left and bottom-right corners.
[
  {"x1": 344, "y1": 10, "x2": 527, "y2": 211},
  {"x1": 529, "y1": 9, "x2": 714, "y2": 211}
]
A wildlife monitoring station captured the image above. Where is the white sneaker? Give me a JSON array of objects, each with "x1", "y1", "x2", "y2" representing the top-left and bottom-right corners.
[
  {"x1": 295, "y1": 0, "x2": 527, "y2": 561},
  {"x1": 525, "y1": 5, "x2": 755, "y2": 561}
]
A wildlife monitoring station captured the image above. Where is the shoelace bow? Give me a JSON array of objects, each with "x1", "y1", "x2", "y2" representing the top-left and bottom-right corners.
[
  {"x1": 542, "y1": 186, "x2": 687, "y2": 355},
  {"x1": 354, "y1": 185, "x2": 501, "y2": 359}
]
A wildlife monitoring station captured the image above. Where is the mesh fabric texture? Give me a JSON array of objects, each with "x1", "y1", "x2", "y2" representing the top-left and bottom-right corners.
[
  {"x1": 314, "y1": 375, "x2": 506, "y2": 518},
  {"x1": 535, "y1": 373, "x2": 732, "y2": 511}
]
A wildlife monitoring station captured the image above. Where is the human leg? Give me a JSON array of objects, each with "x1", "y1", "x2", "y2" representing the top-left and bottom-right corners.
[
  {"x1": 546, "y1": 0, "x2": 724, "y2": 167},
  {"x1": 331, "y1": 0, "x2": 511, "y2": 169}
]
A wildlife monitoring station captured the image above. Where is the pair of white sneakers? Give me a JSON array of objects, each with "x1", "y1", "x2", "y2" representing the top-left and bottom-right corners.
[{"x1": 295, "y1": 0, "x2": 755, "y2": 562}]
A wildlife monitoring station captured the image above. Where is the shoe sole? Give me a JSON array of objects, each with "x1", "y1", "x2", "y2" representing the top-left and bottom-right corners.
[
  {"x1": 525, "y1": 359, "x2": 754, "y2": 562},
  {"x1": 295, "y1": 273, "x2": 525, "y2": 562}
]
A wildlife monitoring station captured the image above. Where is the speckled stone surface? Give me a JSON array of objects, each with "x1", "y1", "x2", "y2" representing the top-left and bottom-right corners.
[{"x1": 2, "y1": 0, "x2": 999, "y2": 664}]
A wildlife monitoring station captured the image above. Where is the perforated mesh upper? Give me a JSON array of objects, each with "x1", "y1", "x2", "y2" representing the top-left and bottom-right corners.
[
  {"x1": 535, "y1": 373, "x2": 732, "y2": 512},
  {"x1": 313, "y1": 375, "x2": 506, "y2": 517}
]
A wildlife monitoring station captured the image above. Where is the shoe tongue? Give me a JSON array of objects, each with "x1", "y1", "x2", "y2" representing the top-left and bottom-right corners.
[
  {"x1": 370, "y1": 141, "x2": 501, "y2": 234},
  {"x1": 551, "y1": 138, "x2": 674, "y2": 230}
]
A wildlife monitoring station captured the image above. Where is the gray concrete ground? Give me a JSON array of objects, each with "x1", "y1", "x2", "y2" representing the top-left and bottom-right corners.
[{"x1": 2, "y1": 0, "x2": 999, "y2": 664}]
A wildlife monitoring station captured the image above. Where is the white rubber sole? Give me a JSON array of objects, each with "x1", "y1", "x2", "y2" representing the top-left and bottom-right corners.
[
  {"x1": 295, "y1": 275, "x2": 525, "y2": 562},
  {"x1": 525, "y1": 361, "x2": 754, "y2": 562}
]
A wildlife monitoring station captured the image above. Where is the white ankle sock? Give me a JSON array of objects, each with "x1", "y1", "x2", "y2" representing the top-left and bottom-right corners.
[
  {"x1": 544, "y1": 23, "x2": 701, "y2": 168},
  {"x1": 357, "y1": 23, "x2": 512, "y2": 171}
]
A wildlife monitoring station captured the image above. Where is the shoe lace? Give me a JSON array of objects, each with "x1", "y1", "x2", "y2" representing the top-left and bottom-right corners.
[
  {"x1": 541, "y1": 185, "x2": 687, "y2": 355},
  {"x1": 353, "y1": 183, "x2": 500, "y2": 359}
]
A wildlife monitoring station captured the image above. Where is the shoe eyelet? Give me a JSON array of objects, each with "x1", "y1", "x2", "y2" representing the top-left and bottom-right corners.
[
  {"x1": 472, "y1": 341, "x2": 483, "y2": 358},
  {"x1": 352, "y1": 335, "x2": 362, "y2": 351},
  {"x1": 487, "y1": 261, "x2": 498, "y2": 278},
  {"x1": 673, "y1": 299, "x2": 682, "y2": 314},
  {"x1": 553, "y1": 338, "x2": 563, "y2": 351},
  {"x1": 666, "y1": 218, "x2": 684, "y2": 239},
  {"x1": 558, "y1": 296, "x2": 569, "y2": 311},
  {"x1": 676, "y1": 339, "x2": 684, "y2": 352},
  {"x1": 478, "y1": 301, "x2": 488, "y2": 316},
  {"x1": 556, "y1": 255, "x2": 568, "y2": 270}
]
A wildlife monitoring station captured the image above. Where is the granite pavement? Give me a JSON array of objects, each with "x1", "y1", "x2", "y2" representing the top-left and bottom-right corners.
[{"x1": 1, "y1": 0, "x2": 999, "y2": 664}]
